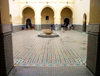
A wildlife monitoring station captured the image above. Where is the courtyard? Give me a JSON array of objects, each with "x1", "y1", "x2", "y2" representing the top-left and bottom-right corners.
[
  {"x1": 13, "y1": 30, "x2": 87, "y2": 67},
  {"x1": 8, "y1": 30, "x2": 95, "y2": 76}
]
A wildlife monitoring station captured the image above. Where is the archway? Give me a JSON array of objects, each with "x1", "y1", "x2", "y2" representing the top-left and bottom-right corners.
[
  {"x1": 83, "y1": 13, "x2": 87, "y2": 32},
  {"x1": 61, "y1": 7, "x2": 73, "y2": 25},
  {"x1": 41, "y1": 7, "x2": 54, "y2": 30},
  {"x1": 22, "y1": 7, "x2": 35, "y2": 24}
]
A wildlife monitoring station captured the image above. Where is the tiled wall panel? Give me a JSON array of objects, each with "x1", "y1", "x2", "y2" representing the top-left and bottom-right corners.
[
  {"x1": 87, "y1": 23, "x2": 100, "y2": 75},
  {"x1": 4, "y1": 32, "x2": 13, "y2": 74},
  {"x1": 0, "y1": 32, "x2": 13, "y2": 75},
  {"x1": 0, "y1": 24, "x2": 13, "y2": 75},
  {"x1": 87, "y1": 33, "x2": 98, "y2": 74}
]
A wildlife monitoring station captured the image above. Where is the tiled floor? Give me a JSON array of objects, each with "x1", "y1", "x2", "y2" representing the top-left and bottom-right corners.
[
  {"x1": 8, "y1": 66, "x2": 94, "y2": 76},
  {"x1": 12, "y1": 30, "x2": 87, "y2": 67},
  {"x1": 9, "y1": 30, "x2": 94, "y2": 76}
]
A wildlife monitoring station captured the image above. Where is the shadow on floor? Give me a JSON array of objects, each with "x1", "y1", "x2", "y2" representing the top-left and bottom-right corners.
[{"x1": 8, "y1": 66, "x2": 94, "y2": 76}]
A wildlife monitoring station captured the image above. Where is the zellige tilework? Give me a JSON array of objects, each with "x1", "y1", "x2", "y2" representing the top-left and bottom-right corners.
[{"x1": 12, "y1": 30, "x2": 87, "y2": 67}]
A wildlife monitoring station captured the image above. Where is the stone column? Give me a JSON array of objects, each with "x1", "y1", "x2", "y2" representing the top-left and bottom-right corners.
[
  {"x1": 54, "y1": 16, "x2": 61, "y2": 31},
  {"x1": 34, "y1": 1, "x2": 41, "y2": 31},
  {"x1": 55, "y1": 2, "x2": 61, "y2": 30},
  {"x1": 34, "y1": 17, "x2": 41, "y2": 31},
  {"x1": 0, "y1": 0, "x2": 14, "y2": 76}
]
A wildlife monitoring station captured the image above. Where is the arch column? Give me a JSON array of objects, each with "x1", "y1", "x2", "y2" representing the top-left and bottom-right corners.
[
  {"x1": 55, "y1": 12, "x2": 61, "y2": 30},
  {"x1": 55, "y1": 2, "x2": 61, "y2": 30},
  {"x1": 55, "y1": 12, "x2": 61, "y2": 24},
  {"x1": 0, "y1": 0, "x2": 13, "y2": 76},
  {"x1": 34, "y1": 1, "x2": 41, "y2": 31},
  {"x1": 55, "y1": 1, "x2": 60, "y2": 24},
  {"x1": 34, "y1": 16, "x2": 41, "y2": 31},
  {"x1": 20, "y1": 16, "x2": 23, "y2": 24}
]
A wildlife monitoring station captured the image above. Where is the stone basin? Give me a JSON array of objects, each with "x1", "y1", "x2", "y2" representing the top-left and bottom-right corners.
[
  {"x1": 38, "y1": 29, "x2": 59, "y2": 37},
  {"x1": 38, "y1": 33, "x2": 59, "y2": 37},
  {"x1": 44, "y1": 31, "x2": 53, "y2": 35}
]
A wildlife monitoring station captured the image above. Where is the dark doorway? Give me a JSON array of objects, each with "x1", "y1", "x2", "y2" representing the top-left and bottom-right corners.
[
  {"x1": 83, "y1": 14, "x2": 87, "y2": 32},
  {"x1": 46, "y1": 16, "x2": 49, "y2": 20},
  {"x1": 26, "y1": 18, "x2": 32, "y2": 29},
  {"x1": 64, "y1": 18, "x2": 69, "y2": 30},
  {"x1": 64, "y1": 18, "x2": 69, "y2": 25},
  {"x1": 26, "y1": 18, "x2": 31, "y2": 24},
  {"x1": 64, "y1": 18, "x2": 70, "y2": 30}
]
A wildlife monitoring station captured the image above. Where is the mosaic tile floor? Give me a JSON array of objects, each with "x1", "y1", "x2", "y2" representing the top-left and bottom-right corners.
[
  {"x1": 8, "y1": 66, "x2": 94, "y2": 76},
  {"x1": 12, "y1": 30, "x2": 87, "y2": 66}
]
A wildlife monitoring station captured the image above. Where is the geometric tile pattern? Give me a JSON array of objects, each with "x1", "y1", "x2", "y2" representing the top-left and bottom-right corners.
[
  {"x1": 0, "y1": 32, "x2": 13, "y2": 75},
  {"x1": 4, "y1": 32, "x2": 13, "y2": 74},
  {"x1": 8, "y1": 66, "x2": 94, "y2": 76},
  {"x1": 12, "y1": 30, "x2": 87, "y2": 66}
]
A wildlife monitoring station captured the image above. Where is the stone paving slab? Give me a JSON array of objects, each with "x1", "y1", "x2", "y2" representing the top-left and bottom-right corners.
[{"x1": 12, "y1": 30, "x2": 87, "y2": 67}]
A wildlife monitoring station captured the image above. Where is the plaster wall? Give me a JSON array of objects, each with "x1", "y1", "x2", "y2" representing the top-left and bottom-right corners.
[
  {"x1": 9, "y1": 0, "x2": 75, "y2": 25},
  {"x1": 9, "y1": 0, "x2": 21, "y2": 24},
  {"x1": 9, "y1": 0, "x2": 90, "y2": 32},
  {"x1": 89, "y1": 0, "x2": 100, "y2": 23},
  {"x1": 73, "y1": 0, "x2": 90, "y2": 25}
]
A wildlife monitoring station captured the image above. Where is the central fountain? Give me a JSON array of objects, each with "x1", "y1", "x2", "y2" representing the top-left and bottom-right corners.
[
  {"x1": 38, "y1": 29, "x2": 59, "y2": 37},
  {"x1": 44, "y1": 29, "x2": 53, "y2": 35}
]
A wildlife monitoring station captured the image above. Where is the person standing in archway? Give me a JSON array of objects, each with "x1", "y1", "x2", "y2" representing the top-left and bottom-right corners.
[{"x1": 51, "y1": 24, "x2": 53, "y2": 31}]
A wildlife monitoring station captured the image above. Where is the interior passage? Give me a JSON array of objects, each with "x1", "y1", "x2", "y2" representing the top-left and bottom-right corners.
[{"x1": 13, "y1": 30, "x2": 87, "y2": 67}]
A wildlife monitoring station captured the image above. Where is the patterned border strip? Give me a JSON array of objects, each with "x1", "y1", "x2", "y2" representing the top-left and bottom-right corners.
[
  {"x1": 14, "y1": 63, "x2": 86, "y2": 67},
  {"x1": 88, "y1": 23, "x2": 100, "y2": 32}
]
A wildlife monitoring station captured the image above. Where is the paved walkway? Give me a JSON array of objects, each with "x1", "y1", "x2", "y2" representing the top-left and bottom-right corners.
[{"x1": 12, "y1": 30, "x2": 87, "y2": 67}]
